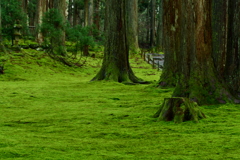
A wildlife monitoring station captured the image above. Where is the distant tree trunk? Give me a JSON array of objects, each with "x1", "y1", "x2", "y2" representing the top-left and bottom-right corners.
[
  {"x1": 53, "y1": 0, "x2": 66, "y2": 46},
  {"x1": 126, "y1": 0, "x2": 139, "y2": 53},
  {"x1": 156, "y1": 0, "x2": 163, "y2": 51},
  {"x1": 88, "y1": 0, "x2": 94, "y2": 26},
  {"x1": 166, "y1": 0, "x2": 238, "y2": 105},
  {"x1": 21, "y1": 0, "x2": 28, "y2": 14},
  {"x1": 84, "y1": 0, "x2": 89, "y2": 26},
  {"x1": 35, "y1": 0, "x2": 47, "y2": 43},
  {"x1": 68, "y1": 0, "x2": 73, "y2": 26},
  {"x1": 0, "y1": 2, "x2": 2, "y2": 42},
  {"x1": 150, "y1": 0, "x2": 156, "y2": 48},
  {"x1": 92, "y1": 0, "x2": 142, "y2": 83},
  {"x1": 93, "y1": 0, "x2": 100, "y2": 30},
  {"x1": 73, "y1": 0, "x2": 80, "y2": 26},
  {"x1": 224, "y1": 1, "x2": 240, "y2": 93},
  {"x1": 158, "y1": 0, "x2": 179, "y2": 87}
]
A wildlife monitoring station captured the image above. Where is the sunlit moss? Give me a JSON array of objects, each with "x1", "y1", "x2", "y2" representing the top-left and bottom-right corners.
[{"x1": 0, "y1": 49, "x2": 240, "y2": 159}]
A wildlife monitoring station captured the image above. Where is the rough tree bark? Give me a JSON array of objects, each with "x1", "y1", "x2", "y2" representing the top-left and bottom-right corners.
[
  {"x1": 93, "y1": 0, "x2": 100, "y2": 30},
  {"x1": 35, "y1": 0, "x2": 47, "y2": 43},
  {"x1": 68, "y1": 0, "x2": 73, "y2": 26},
  {"x1": 163, "y1": 0, "x2": 238, "y2": 105},
  {"x1": 158, "y1": 0, "x2": 179, "y2": 87},
  {"x1": 84, "y1": 0, "x2": 89, "y2": 26},
  {"x1": 224, "y1": 1, "x2": 240, "y2": 93},
  {"x1": 92, "y1": 0, "x2": 143, "y2": 83},
  {"x1": 126, "y1": 0, "x2": 139, "y2": 53},
  {"x1": 211, "y1": 1, "x2": 228, "y2": 76},
  {"x1": 150, "y1": 0, "x2": 156, "y2": 47},
  {"x1": 53, "y1": 0, "x2": 66, "y2": 47},
  {"x1": 154, "y1": 98, "x2": 205, "y2": 123},
  {"x1": 156, "y1": 0, "x2": 163, "y2": 51}
]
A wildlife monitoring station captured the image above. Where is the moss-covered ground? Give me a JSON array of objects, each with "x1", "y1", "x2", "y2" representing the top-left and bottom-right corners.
[{"x1": 1, "y1": 49, "x2": 240, "y2": 159}]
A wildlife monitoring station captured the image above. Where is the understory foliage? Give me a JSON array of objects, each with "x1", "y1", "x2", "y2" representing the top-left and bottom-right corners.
[
  {"x1": 41, "y1": 8, "x2": 66, "y2": 56},
  {"x1": 66, "y1": 25, "x2": 95, "y2": 56},
  {"x1": 1, "y1": 0, "x2": 28, "y2": 40},
  {"x1": 41, "y1": 9, "x2": 91, "y2": 67}
]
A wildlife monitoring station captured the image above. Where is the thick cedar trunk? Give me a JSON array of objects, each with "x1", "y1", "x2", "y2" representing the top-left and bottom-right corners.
[
  {"x1": 126, "y1": 0, "x2": 139, "y2": 53},
  {"x1": 158, "y1": 0, "x2": 179, "y2": 87},
  {"x1": 211, "y1": 1, "x2": 228, "y2": 76},
  {"x1": 154, "y1": 98, "x2": 205, "y2": 123},
  {"x1": 92, "y1": 0, "x2": 142, "y2": 83},
  {"x1": 224, "y1": 1, "x2": 240, "y2": 93},
  {"x1": 163, "y1": 0, "x2": 238, "y2": 105}
]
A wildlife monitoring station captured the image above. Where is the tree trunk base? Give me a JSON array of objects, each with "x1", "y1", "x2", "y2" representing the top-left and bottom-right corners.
[{"x1": 154, "y1": 97, "x2": 205, "y2": 123}]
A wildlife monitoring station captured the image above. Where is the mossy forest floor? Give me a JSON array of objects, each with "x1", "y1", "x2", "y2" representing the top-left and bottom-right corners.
[{"x1": 1, "y1": 49, "x2": 240, "y2": 159}]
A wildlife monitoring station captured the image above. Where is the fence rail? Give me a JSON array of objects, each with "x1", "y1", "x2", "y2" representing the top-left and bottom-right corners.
[{"x1": 141, "y1": 51, "x2": 164, "y2": 70}]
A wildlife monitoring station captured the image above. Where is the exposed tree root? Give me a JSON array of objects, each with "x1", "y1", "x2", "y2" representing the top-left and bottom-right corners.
[{"x1": 154, "y1": 97, "x2": 206, "y2": 123}]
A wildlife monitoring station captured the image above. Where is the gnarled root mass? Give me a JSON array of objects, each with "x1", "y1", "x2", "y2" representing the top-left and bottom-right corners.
[{"x1": 154, "y1": 97, "x2": 206, "y2": 123}]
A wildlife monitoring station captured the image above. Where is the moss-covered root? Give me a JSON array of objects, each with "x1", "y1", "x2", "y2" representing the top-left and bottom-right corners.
[
  {"x1": 153, "y1": 97, "x2": 206, "y2": 123},
  {"x1": 91, "y1": 67, "x2": 150, "y2": 84}
]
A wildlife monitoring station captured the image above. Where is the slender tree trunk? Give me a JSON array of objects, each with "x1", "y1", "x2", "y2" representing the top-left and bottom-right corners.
[
  {"x1": 35, "y1": 0, "x2": 47, "y2": 43},
  {"x1": 126, "y1": 0, "x2": 139, "y2": 53},
  {"x1": 92, "y1": 0, "x2": 143, "y2": 83},
  {"x1": 0, "y1": 2, "x2": 2, "y2": 42},
  {"x1": 93, "y1": 0, "x2": 100, "y2": 30},
  {"x1": 88, "y1": 0, "x2": 93, "y2": 26},
  {"x1": 84, "y1": 0, "x2": 89, "y2": 26},
  {"x1": 68, "y1": 0, "x2": 73, "y2": 26},
  {"x1": 53, "y1": 0, "x2": 66, "y2": 45},
  {"x1": 150, "y1": 0, "x2": 156, "y2": 47},
  {"x1": 156, "y1": 0, "x2": 163, "y2": 51}
]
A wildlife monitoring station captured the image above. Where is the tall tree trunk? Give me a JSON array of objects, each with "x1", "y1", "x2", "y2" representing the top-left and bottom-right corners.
[
  {"x1": 224, "y1": 1, "x2": 240, "y2": 93},
  {"x1": 53, "y1": 0, "x2": 66, "y2": 45},
  {"x1": 0, "y1": 2, "x2": 2, "y2": 42},
  {"x1": 126, "y1": 0, "x2": 139, "y2": 53},
  {"x1": 165, "y1": 0, "x2": 238, "y2": 105},
  {"x1": 92, "y1": 0, "x2": 142, "y2": 83},
  {"x1": 211, "y1": 1, "x2": 228, "y2": 76},
  {"x1": 84, "y1": 0, "x2": 89, "y2": 26},
  {"x1": 156, "y1": 0, "x2": 163, "y2": 51},
  {"x1": 158, "y1": 0, "x2": 179, "y2": 87},
  {"x1": 73, "y1": 0, "x2": 79, "y2": 26},
  {"x1": 35, "y1": 0, "x2": 47, "y2": 43},
  {"x1": 150, "y1": 0, "x2": 156, "y2": 47},
  {"x1": 88, "y1": 0, "x2": 93, "y2": 26},
  {"x1": 93, "y1": 0, "x2": 100, "y2": 30},
  {"x1": 68, "y1": 0, "x2": 73, "y2": 26}
]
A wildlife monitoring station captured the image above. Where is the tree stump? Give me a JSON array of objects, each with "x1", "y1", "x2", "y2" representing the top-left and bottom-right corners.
[{"x1": 154, "y1": 97, "x2": 206, "y2": 123}]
